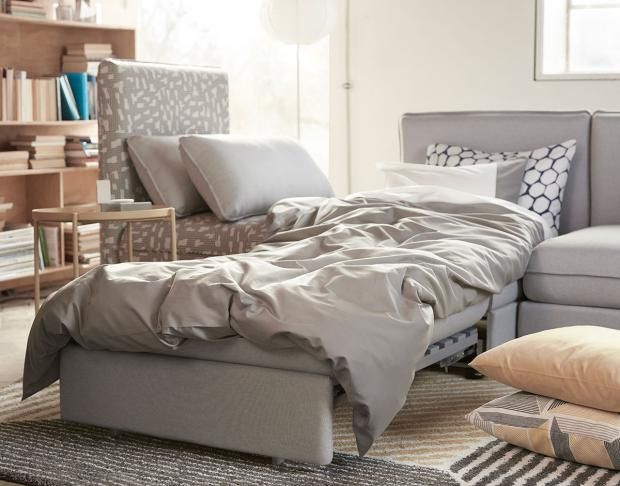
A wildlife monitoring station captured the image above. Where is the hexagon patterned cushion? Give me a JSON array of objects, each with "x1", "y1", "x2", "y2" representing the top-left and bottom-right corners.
[{"x1": 426, "y1": 140, "x2": 576, "y2": 236}]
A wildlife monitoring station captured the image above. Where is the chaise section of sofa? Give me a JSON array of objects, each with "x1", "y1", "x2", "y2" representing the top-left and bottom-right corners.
[{"x1": 519, "y1": 112, "x2": 620, "y2": 335}]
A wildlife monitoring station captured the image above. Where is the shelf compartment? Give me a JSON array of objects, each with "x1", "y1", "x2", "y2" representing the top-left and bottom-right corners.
[{"x1": 0, "y1": 263, "x2": 97, "y2": 292}]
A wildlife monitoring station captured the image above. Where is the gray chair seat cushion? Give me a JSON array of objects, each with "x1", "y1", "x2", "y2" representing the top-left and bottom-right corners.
[
  {"x1": 524, "y1": 226, "x2": 620, "y2": 309},
  {"x1": 120, "y1": 211, "x2": 276, "y2": 260}
]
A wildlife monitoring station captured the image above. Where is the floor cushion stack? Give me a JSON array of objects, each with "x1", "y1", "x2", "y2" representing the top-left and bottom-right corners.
[{"x1": 467, "y1": 326, "x2": 620, "y2": 470}]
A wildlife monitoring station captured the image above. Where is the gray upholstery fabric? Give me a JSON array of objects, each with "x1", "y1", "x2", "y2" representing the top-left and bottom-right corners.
[
  {"x1": 524, "y1": 274, "x2": 620, "y2": 309},
  {"x1": 127, "y1": 135, "x2": 208, "y2": 217},
  {"x1": 60, "y1": 345, "x2": 335, "y2": 465},
  {"x1": 591, "y1": 112, "x2": 620, "y2": 225},
  {"x1": 400, "y1": 111, "x2": 591, "y2": 234},
  {"x1": 179, "y1": 135, "x2": 334, "y2": 221},
  {"x1": 118, "y1": 211, "x2": 275, "y2": 261},
  {"x1": 485, "y1": 302, "x2": 518, "y2": 349},
  {"x1": 489, "y1": 281, "x2": 521, "y2": 310},
  {"x1": 527, "y1": 226, "x2": 620, "y2": 278},
  {"x1": 518, "y1": 301, "x2": 620, "y2": 336},
  {"x1": 98, "y1": 60, "x2": 229, "y2": 263},
  {"x1": 524, "y1": 226, "x2": 620, "y2": 308}
]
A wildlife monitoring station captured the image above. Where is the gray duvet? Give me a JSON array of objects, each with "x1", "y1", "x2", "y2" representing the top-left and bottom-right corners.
[{"x1": 23, "y1": 186, "x2": 546, "y2": 455}]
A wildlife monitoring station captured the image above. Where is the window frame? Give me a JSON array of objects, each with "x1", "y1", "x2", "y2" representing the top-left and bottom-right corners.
[{"x1": 535, "y1": 0, "x2": 620, "y2": 81}]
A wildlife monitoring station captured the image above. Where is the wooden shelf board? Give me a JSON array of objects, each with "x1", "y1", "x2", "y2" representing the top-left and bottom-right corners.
[
  {"x1": 0, "y1": 166, "x2": 98, "y2": 177},
  {"x1": 0, "y1": 120, "x2": 97, "y2": 127},
  {"x1": 0, "y1": 12, "x2": 134, "y2": 31},
  {"x1": 0, "y1": 262, "x2": 97, "y2": 291}
]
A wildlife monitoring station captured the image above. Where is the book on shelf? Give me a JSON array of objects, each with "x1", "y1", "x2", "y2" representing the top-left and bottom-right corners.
[
  {"x1": 1, "y1": 68, "x2": 58, "y2": 122},
  {"x1": 62, "y1": 43, "x2": 112, "y2": 78},
  {"x1": 28, "y1": 158, "x2": 66, "y2": 169},
  {"x1": 59, "y1": 75, "x2": 80, "y2": 121},
  {"x1": 0, "y1": 226, "x2": 36, "y2": 281},
  {"x1": 10, "y1": 135, "x2": 66, "y2": 169},
  {"x1": 0, "y1": 66, "x2": 98, "y2": 122},
  {"x1": 65, "y1": 72, "x2": 89, "y2": 120},
  {"x1": 0, "y1": 150, "x2": 29, "y2": 170},
  {"x1": 63, "y1": 222, "x2": 100, "y2": 265},
  {"x1": 4, "y1": 0, "x2": 46, "y2": 18},
  {"x1": 62, "y1": 58, "x2": 101, "y2": 77},
  {"x1": 66, "y1": 43, "x2": 113, "y2": 59},
  {"x1": 42, "y1": 225, "x2": 60, "y2": 267},
  {"x1": 65, "y1": 135, "x2": 98, "y2": 167}
]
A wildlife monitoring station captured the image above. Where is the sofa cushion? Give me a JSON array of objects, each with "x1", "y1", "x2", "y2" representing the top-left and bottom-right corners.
[
  {"x1": 127, "y1": 135, "x2": 208, "y2": 217},
  {"x1": 524, "y1": 226, "x2": 620, "y2": 309}
]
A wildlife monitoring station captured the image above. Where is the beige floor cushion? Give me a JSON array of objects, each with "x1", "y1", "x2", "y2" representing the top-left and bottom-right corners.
[
  {"x1": 467, "y1": 391, "x2": 620, "y2": 470},
  {"x1": 470, "y1": 326, "x2": 620, "y2": 413}
]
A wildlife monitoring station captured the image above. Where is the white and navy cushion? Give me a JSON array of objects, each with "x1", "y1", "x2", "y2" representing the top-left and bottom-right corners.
[{"x1": 426, "y1": 140, "x2": 577, "y2": 236}]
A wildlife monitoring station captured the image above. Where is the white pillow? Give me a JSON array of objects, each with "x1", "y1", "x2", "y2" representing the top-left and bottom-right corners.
[{"x1": 377, "y1": 162, "x2": 497, "y2": 198}]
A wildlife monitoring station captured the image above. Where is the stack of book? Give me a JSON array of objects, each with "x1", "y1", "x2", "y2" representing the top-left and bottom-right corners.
[
  {"x1": 10, "y1": 134, "x2": 66, "y2": 169},
  {"x1": 5, "y1": 0, "x2": 45, "y2": 18},
  {"x1": 64, "y1": 222, "x2": 100, "y2": 265},
  {"x1": 62, "y1": 43, "x2": 112, "y2": 76},
  {"x1": 0, "y1": 68, "x2": 59, "y2": 122},
  {"x1": 0, "y1": 151, "x2": 29, "y2": 171},
  {"x1": 0, "y1": 226, "x2": 35, "y2": 281},
  {"x1": 65, "y1": 135, "x2": 98, "y2": 168}
]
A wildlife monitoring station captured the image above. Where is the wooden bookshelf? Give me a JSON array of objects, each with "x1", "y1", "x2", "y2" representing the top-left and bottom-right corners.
[
  {"x1": 0, "y1": 13, "x2": 134, "y2": 76},
  {"x1": 0, "y1": 13, "x2": 136, "y2": 292}
]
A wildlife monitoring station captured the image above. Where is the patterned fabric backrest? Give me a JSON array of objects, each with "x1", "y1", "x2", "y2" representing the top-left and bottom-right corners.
[{"x1": 97, "y1": 59, "x2": 229, "y2": 263}]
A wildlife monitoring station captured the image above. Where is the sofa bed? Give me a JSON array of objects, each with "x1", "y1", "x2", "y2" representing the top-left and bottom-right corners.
[{"x1": 22, "y1": 60, "x2": 619, "y2": 465}]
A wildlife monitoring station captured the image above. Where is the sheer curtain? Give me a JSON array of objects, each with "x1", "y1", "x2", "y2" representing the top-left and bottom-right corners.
[{"x1": 138, "y1": 0, "x2": 330, "y2": 172}]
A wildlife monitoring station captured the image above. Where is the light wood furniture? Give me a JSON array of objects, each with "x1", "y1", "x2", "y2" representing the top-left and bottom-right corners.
[
  {"x1": 32, "y1": 205, "x2": 177, "y2": 310},
  {"x1": 0, "y1": 13, "x2": 136, "y2": 291}
]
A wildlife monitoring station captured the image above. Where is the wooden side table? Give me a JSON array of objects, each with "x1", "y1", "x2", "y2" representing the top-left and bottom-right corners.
[{"x1": 32, "y1": 204, "x2": 177, "y2": 310}]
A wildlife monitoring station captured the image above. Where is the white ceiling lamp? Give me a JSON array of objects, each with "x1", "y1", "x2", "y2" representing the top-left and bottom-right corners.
[{"x1": 260, "y1": 0, "x2": 336, "y2": 139}]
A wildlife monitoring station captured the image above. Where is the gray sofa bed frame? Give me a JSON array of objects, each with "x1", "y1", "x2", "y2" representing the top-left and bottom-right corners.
[{"x1": 62, "y1": 61, "x2": 618, "y2": 465}]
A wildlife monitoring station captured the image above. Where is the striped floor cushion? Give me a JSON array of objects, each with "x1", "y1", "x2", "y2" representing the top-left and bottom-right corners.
[{"x1": 466, "y1": 391, "x2": 620, "y2": 470}]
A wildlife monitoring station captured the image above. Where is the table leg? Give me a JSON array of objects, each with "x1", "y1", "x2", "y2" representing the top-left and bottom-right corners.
[
  {"x1": 72, "y1": 213, "x2": 79, "y2": 279},
  {"x1": 127, "y1": 221, "x2": 133, "y2": 262},
  {"x1": 34, "y1": 222, "x2": 40, "y2": 311},
  {"x1": 170, "y1": 209, "x2": 177, "y2": 261}
]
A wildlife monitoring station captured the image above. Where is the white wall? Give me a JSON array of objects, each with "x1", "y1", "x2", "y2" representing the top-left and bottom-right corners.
[
  {"x1": 330, "y1": 0, "x2": 620, "y2": 195},
  {"x1": 100, "y1": 0, "x2": 137, "y2": 27}
]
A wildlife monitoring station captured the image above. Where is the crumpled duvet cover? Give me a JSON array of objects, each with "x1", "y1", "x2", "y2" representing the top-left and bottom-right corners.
[{"x1": 22, "y1": 185, "x2": 547, "y2": 455}]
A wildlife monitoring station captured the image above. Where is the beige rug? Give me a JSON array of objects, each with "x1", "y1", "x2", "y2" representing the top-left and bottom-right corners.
[{"x1": 2, "y1": 370, "x2": 619, "y2": 485}]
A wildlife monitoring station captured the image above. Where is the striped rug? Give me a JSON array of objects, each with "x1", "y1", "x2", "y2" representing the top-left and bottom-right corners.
[{"x1": 1, "y1": 370, "x2": 619, "y2": 485}]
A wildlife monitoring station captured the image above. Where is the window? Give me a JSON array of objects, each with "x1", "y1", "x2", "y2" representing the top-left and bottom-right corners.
[
  {"x1": 536, "y1": 0, "x2": 620, "y2": 79},
  {"x1": 137, "y1": 0, "x2": 330, "y2": 173}
]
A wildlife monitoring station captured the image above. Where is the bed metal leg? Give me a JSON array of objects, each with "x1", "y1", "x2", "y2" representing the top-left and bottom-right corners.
[{"x1": 272, "y1": 457, "x2": 285, "y2": 466}]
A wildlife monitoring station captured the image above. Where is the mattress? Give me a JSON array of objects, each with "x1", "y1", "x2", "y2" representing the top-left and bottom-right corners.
[
  {"x1": 121, "y1": 297, "x2": 491, "y2": 376},
  {"x1": 118, "y1": 211, "x2": 275, "y2": 261}
]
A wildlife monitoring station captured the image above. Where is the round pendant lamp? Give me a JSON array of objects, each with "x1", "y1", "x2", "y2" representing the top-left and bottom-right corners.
[{"x1": 260, "y1": 0, "x2": 337, "y2": 45}]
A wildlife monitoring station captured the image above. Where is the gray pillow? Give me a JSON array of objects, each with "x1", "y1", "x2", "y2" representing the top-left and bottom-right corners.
[
  {"x1": 179, "y1": 135, "x2": 334, "y2": 221},
  {"x1": 127, "y1": 135, "x2": 208, "y2": 217},
  {"x1": 426, "y1": 141, "x2": 577, "y2": 236},
  {"x1": 495, "y1": 158, "x2": 528, "y2": 203}
]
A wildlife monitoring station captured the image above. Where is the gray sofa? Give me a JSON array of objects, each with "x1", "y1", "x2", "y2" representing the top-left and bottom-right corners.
[{"x1": 401, "y1": 111, "x2": 620, "y2": 341}]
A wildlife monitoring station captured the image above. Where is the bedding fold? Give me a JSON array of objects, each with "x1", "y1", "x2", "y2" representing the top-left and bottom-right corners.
[{"x1": 22, "y1": 186, "x2": 546, "y2": 455}]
